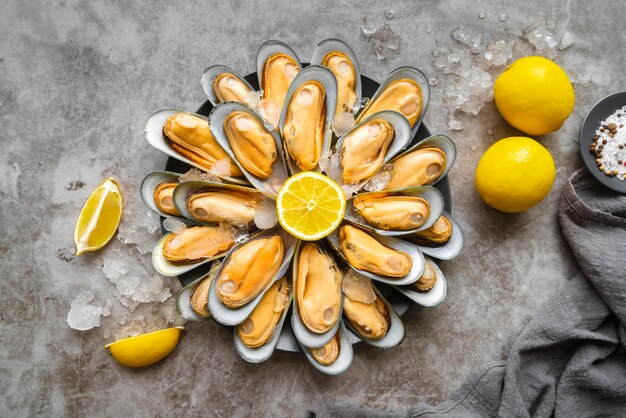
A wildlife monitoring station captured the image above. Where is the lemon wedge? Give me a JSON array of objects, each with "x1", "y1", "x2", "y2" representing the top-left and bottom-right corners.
[
  {"x1": 105, "y1": 326, "x2": 185, "y2": 368},
  {"x1": 73, "y1": 177, "x2": 123, "y2": 255},
  {"x1": 276, "y1": 172, "x2": 346, "y2": 241}
]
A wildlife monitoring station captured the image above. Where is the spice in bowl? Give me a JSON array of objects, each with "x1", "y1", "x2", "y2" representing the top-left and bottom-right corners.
[{"x1": 589, "y1": 105, "x2": 626, "y2": 180}]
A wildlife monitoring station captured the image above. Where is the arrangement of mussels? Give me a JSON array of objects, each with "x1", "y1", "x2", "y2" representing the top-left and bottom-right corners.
[{"x1": 141, "y1": 38, "x2": 463, "y2": 375}]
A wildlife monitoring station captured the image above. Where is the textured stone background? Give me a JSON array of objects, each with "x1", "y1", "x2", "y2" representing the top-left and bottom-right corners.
[{"x1": 1, "y1": 0, "x2": 625, "y2": 417}]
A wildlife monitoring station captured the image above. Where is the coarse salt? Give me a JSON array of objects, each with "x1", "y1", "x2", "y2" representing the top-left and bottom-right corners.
[{"x1": 590, "y1": 105, "x2": 626, "y2": 180}]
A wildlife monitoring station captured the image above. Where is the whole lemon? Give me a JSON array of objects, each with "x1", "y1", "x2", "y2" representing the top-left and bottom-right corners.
[
  {"x1": 475, "y1": 137, "x2": 555, "y2": 213},
  {"x1": 494, "y1": 56, "x2": 575, "y2": 136}
]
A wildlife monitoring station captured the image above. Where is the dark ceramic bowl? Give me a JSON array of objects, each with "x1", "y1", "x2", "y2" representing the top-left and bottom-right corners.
[{"x1": 579, "y1": 91, "x2": 626, "y2": 194}]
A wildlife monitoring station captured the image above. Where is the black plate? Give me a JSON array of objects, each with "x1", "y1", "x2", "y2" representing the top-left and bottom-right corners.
[
  {"x1": 164, "y1": 66, "x2": 452, "y2": 351},
  {"x1": 579, "y1": 91, "x2": 626, "y2": 194}
]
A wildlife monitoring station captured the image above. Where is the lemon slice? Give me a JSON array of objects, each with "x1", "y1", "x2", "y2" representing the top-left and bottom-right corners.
[
  {"x1": 105, "y1": 326, "x2": 185, "y2": 368},
  {"x1": 73, "y1": 177, "x2": 123, "y2": 255},
  {"x1": 276, "y1": 172, "x2": 346, "y2": 241}
]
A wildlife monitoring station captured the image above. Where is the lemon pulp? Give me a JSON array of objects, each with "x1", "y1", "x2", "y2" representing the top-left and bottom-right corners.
[
  {"x1": 74, "y1": 177, "x2": 123, "y2": 255},
  {"x1": 276, "y1": 172, "x2": 346, "y2": 241}
]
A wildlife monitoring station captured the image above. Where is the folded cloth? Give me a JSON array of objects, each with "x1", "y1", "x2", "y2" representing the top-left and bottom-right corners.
[{"x1": 310, "y1": 168, "x2": 626, "y2": 418}]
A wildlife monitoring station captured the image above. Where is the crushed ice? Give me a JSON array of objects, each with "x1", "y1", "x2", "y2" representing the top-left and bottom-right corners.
[
  {"x1": 332, "y1": 111, "x2": 356, "y2": 136},
  {"x1": 362, "y1": 17, "x2": 401, "y2": 60},
  {"x1": 163, "y1": 217, "x2": 187, "y2": 234},
  {"x1": 67, "y1": 291, "x2": 103, "y2": 331},
  {"x1": 210, "y1": 157, "x2": 232, "y2": 178},
  {"x1": 253, "y1": 197, "x2": 278, "y2": 230},
  {"x1": 430, "y1": 13, "x2": 583, "y2": 130},
  {"x1": 179, "y1": 167, "x2": 221, "y2": 183},
  {"x1": 364, "y1": 164, "x2": 393, "y2": 191}
]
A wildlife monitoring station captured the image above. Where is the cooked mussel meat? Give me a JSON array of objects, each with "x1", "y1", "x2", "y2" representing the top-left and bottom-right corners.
[
  {"x1": 216, "y1": 235, "x2": 284, "y2": 308},
  {"x1": 237, "y1": 276, "x2": 290, "y2": 348},
  {"x1": 163, "y1": 113, "x2": 242, "y2": 176},
  {"x1": 340, "y1": 119, "x2": 394, "y2": 184},
  {"x1": 339, "y1": 225, "x2": 412, "y2": 277},
  {"x1": 162, "y1": 225, "x2": 237, "y2": 264},
  {"x1": 282, "y1": 81, "x2": 326, "y2": 171},
  {"x1": 353, "y1": 194, "x2": 430, "y2": 231},
  {"x1": 295, "y1": 243, "x2": 342, "y2": 334},
  {"x1": 385, "y1": 147, "x2": 446, "y2": 189},
  {"x1": 223, "y1": 111, "x2": 278, "y2": 179}
]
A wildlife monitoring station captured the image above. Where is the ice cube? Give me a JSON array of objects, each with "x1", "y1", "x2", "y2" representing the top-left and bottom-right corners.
[
  {"x1": 362, "y1": 22, "x2": 401, "y2": 60},
  {"x1": 163, "y1": 217, "x2": 187, "y2": 234},
  {"x1": 210, "y1": 157, "x2": 232, "y2": 178},
  {"x1": 179, "y1": 168, "x2": 205, "y2": 182},
  {"x1": 253, "y1": 198, "x2": 278, "y2": 230},
  {"x1": 66, "y1": 291, "x2": 103, "y2": 331},
  {"x1": 332, "y1": 111, "x2": 355, "y2": 136},
  {"x1": 243, "y1": 90, "x2": 262, "y2": 108},
  {"x1": 364, "y1": 166, "x2": 392, "y2": 192}
]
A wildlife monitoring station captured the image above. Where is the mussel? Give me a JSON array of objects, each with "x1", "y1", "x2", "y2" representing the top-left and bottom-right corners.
[
  {"x1": 213, "y1": 73, "x2": 253, "y2": 104},
  {"x1": 385, "y1": 147, "x2": 446, "y2": 190},
  {"x1": 190, "y1": 276, "x2": 213, "y2": 317},
  {"x1": 357, "y1": 78, "x2": 422, "y2": 127},
  {"x1": 339, "y1": 119, "x2": 394, "y2": 184},
  {"x1": 309, "y1": 333, "x2": 341, "y2": 365},
  {"x1": 321, "y1": 51, "x2": 357, "y2": 113},
  {"x1": 223, "y1": 111, "x2": 278, "y2": 179},
  {"x1": 353, "y1": 194, "x2": 430, "y2": 231},
  {"x1": 216, "y1": 235, "x2": 284, "y2": 308},
  {"x1": 342, "y1": 272, "x2": 390, "y2": 340},
  {"x1": 162, "y1": 225, "x2": 237, "y2": 264},
  {"x1": 237, "y1": 276, "x2": 291, "y2": 348},
  {"x1": 409, "y1": 215, "x2": 453, "y2": 246},
  {"x1": 339, "y1": 225, "x2": 412, "y2": 277},
  {"x1": 153, "y1": 182, "x2": 181, "y2": 217},
  {"x1": 186, "y1": 189, "x2": 257, "y2": 225},
  {"x1": 163, "y1": 113, "x2": 242, "y2": 176},
  {"x1": 260, "y1": 51, "x2": 300, "y2": 125},
  {"x1": 295, "y1": 243, "x2": 342, "y2": 334},
  {"x1": 413, "y1": 259, "x2": 437, "y2": 291},
  {"x1": 282, "y1": 81, "x2": 327, "y2": 171}
]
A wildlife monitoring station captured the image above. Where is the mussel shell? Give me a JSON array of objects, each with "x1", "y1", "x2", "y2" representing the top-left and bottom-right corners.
[
  {"x1": 326, "y1": 224, "x2": 425, "y2": 286},
  {"x1": 311, "y1": 38, "x2": 362, "y2": 114},
  {"x1": 207, "y1": 227, "x2": 297, "y2": 326},
  {"x1": 357, "y1": 66, "x2": 430, "y2": 141},
  {"x1": 140, "y1": 171, "x2": 188, "y2": 220},
  {"x1": 152, "y1": 228, "x2": 247, "y2": 277},
  {"x1": 278, "y1": 65, "x2": 338, "y2": 175},
  {"x1": 407, "y1": 212, "x2": 464, "y2": 260},
  {"x1": 176, "y1": 261, "x2": 222, "y2": 322},
  {"x1": 291, "y1": 241, "x2": 344, "y2": 348},
  {"x1": 383, "y1": 134, "x2": 457, "y2": 189},
  {"x1": 256, "y1": 40, "x2": 302, "y2": 90},
  {"x1": 233, "y1": 278, "x2": 293, "y2": 363},
  {"x1": 393, "y1": 256, "x2": 447, "y2": 307},
  {"x1": 342, "y1": 284, "x2": 405, "y2": 348},
  {"x1": 300, "y1": 321, "x2": 354, "y2": 375},
  {"x1": 345, "y1": 186, "x2": 444, "y2": 236},
  {"x1": 171, "y1": 180, "x2": 270, "y2": 226},
  {"x1": 209, "y1": 102, "x2": 289, "y2": 196},
  {"x1": 329, "y1": 110, "x2": 411, "y2": 190},
  {"x1": 143, "y1": 109, "x2": 248, "y2": 185},
  {"x1": 201, "y1": 65, "x2": 255, "y2": 107}
]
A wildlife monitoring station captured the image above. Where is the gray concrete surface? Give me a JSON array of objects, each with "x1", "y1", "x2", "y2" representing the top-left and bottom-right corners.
[{"x1": 1, "y1": 0, "x2": 624, "y2": 416}]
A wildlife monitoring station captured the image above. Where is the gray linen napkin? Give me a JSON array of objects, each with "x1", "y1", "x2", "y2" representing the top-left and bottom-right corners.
[{"x1": 310, "y1": 168, "x2": 626, "y2": 418}]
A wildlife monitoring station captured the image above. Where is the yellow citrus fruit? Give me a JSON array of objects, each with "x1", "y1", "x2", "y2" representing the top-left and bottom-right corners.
[
  {"x1": 494, "y1": 56, "x2": 575, "y2": 136},
  {"x1": 475, "y1": 136, "x2": 555, "y2": 213},
  {"x1": 74, "y1": 177, "x2": 123, "y2": 255},
  {"x1": 276, "y1": 172, "x2": 346, "y2": 241},
  {"x1": 106, "y1": 326, "x2": 185, "y2": 368}
]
